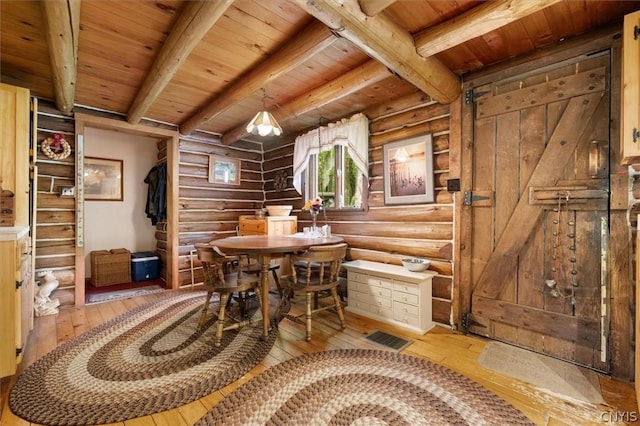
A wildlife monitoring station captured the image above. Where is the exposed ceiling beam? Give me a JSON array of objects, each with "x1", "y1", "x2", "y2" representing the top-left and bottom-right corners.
[
  {"x1": 127, "y1": 0, "x2": 233, "y2": 125},
  {"x1": 41, "y1": 0, "x2": 81, "y2": 114},
  {"x1": 221, "y1": 60, "x2": 391, "y2": 144},
  {"x1": 291, "y1": 0, "x2": 460, "y2": 104},
  {"x1": 179, "y1": 20, "x2": 337, "y2": 135},
  {"x1": 358, "y1": 0, "x2": 397, "y2": 17},
  {"x1": 414, "y1": 0, "x2": 564, "y2": 57}
]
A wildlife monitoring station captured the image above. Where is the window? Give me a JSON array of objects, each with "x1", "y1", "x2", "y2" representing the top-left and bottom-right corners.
[
  {"x1": 305, "y1": 145, "x2": 365, "y2": 209},
  {"x1": 293, "y1": 113, "x2": 369, "y2": 209}
]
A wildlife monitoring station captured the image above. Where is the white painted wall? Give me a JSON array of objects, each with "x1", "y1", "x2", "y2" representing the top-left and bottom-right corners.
[{"x1": 83, "y1": 127, "x2": 159, "y2": 277}]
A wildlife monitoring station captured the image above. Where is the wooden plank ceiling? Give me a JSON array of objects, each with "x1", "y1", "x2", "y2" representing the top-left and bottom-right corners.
[{"x1": 1, "y1": 0, "x2": 639, "y2": 148}]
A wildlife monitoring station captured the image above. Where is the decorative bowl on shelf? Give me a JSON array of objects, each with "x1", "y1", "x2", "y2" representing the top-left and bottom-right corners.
[
  {"x1": 266, "y1": 205, "x2": 292, "y2": 217},
  {"x1": 401, "y1": 258, "x2": 431, "y2": 272}
]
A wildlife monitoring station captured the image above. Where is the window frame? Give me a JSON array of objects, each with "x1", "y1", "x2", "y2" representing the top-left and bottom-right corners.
[{"x1": 304, "y1": 145, "x2": 368, "y2": 212}]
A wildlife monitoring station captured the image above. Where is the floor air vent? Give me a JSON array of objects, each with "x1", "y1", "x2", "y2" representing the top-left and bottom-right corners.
[{"x1": 364, "y1": 330, "x2": 412, "y2": 351}]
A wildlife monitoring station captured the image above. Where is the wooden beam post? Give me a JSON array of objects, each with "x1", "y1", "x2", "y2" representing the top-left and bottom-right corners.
[
  {"x1": 41, "y1": 0, "x2": 81, "y2": 114},
  {"x1": 127, "y1": 0, "x2": 234, "y2": 124},
  {"x1": 291, "y1": 0, "x2": 460, "y2": 104},
  {"x1": 179, "y1": 20, "x2": 337, "y2": 135},
  {"x1": 358, "y1": 0, "x2": 397, "y2": 17},
  {"x1": 221, "y1": 60, "x2": 391, "y2": 144},
  {"x1": 414, "y1": 0, "x2": 564, "y2": 57}
]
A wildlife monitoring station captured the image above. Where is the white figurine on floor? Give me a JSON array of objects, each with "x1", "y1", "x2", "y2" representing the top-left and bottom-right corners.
[{"x1": 34, "y1": 270, "x2": 60, "y2": 316}]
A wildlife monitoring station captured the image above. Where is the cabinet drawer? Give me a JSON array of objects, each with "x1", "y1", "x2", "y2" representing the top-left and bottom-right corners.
[
  {"x1": 368, "y1": 286, "x2": 392, "y2": 299},
  {"x1": 351, "y1": 299, "x2": 370, "y2": 312},
  {"x1": 350, "y1": 290, "x2": 371, "y2": 304},
  {"x1": 394, "y1": 301, "x2": 419, "y2": 317},
  {"x1": 393, "y1": 280, "x2": 419, "y2": 295},
  {"x1": 370, "y1": 294, "x2": 392, "y2": 308},
  {"x1": 348, "y1": 271, "x2": 368, "y2": 283},
  {"x1": 368, "y1": 276, "x2": 393, "y2": 289},
  {"x1": 239, "y1": 222, "x2": 266, "y2": 234},
  {"x1": 369, "y1": 304, "x2": 393, "y2": 318},
  {"x1": 393, "y1": 303, "x2": 420, "y2": 326},
  {"x1": 354, "y1": 281, "x2": 372, "y2": 294},
  {"x1": 394, "y1": 291, "x2": 418, "y2": 305}
]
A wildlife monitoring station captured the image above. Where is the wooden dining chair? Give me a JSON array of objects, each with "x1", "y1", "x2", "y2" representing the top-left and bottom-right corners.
[
  {"x1": 279, "y1": 243, "x2": 348, "y2": 341},
  {"x1": 195, "y1": 244, "x2": 262, "y2": 346},
  {"x1": 240, "y1": 257, "x2": 282, "y2": 297},
  {"x1": 229, "y1": 229, "x2": 283, "y2": 296}
]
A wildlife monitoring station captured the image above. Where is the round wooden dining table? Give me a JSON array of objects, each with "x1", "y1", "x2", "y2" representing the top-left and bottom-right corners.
[{"x1": 211, "y1": 234, "x2": 344, "y2": 338}]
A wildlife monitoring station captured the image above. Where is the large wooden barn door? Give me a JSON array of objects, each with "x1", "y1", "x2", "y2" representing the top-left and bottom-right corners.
[{"x1": 464, "y1": 54, "x2": 611, "y2": 371}]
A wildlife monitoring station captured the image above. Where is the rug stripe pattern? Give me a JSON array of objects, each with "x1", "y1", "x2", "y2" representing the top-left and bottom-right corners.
[
  {"x1": 196, "y1": 349, "x2": 534, "y2": 425},
  {"x1": 9, "y1": 290, "x2": 277, "y2": 425}
]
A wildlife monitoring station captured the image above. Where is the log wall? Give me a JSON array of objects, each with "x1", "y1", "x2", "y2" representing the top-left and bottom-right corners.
[
  {"x1": 263, "y1": 90, "x2": 455, "y2": 326},
  {"x1": 34, "y1": 101, "x2": 77, "y2": 305},
  {"x1": 175, "y1": 134, "x2": 265, "y2": 287},
  {"x1": 32, "y1": 93, "x2": 456, "y2": 326}
]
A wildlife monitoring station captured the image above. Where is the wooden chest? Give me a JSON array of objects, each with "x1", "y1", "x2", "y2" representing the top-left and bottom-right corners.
[{"x1": 238, "y1": 215, "x2": 297, "y2": 236}]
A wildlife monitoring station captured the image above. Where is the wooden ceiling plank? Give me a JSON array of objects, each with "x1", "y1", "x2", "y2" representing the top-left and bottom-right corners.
[
  {"x1": 414, "y1": 0, "x2": 564, "y2": 58},
  {"x1": 179, "y1": 20, "x2": 337, "y2": 135},
  {"x1": 41, "y1": 0, "x2": 81, "y2": 113},
  {"x1": 290, "y1": 0, "x2": 460, "y2": 104},
  {"x1": 358, "y1": 0, "x2": 397, "y2": 17},
  {"x1": 221, "y1": 60, "x2": 391, "y2": 144},
  {"x1": 127, "y1": 0, "x2": 234, "y2": 125}
]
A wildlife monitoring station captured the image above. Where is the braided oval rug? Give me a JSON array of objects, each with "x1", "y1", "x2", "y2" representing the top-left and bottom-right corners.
[
  {"x1": 196, "y1": 349, "x2": 534, "y2": 426},
  {"x1": 10, "y1": 290, "x2": 277, "y2": 426}
]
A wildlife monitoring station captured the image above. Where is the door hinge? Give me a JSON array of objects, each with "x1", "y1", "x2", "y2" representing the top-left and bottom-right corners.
[
  {"x1": 633, "y1": 127, "x2": 639, "y2": 143},
  {"x1": 634, "y1": 25, "x2": 640, "y2": 40},
  {"x1": 462, "y1": 313, "x2": 487, "y2": 330},
  {"x1": 463, "y1": 191, "x2": 490, "y2": 206},
  {"x1": 16, "y1": 347, "x2": 22, "y2": 357},
  {"x1": 16, "y1": 279, "x2": 22, "y2": 289},
  {"x1": 461, "y1": 312, "x2": 470, "y2": 329},
  {"x1": 465, "y1": 89, "x2": 489, "y2": 104}
]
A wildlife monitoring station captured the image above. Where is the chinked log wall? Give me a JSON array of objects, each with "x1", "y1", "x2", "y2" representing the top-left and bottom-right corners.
[
  {"x1": 176, "y1": 135, "x2": 265, "y2": 286},
  {"x1": 33, "y1": 102, "x2": 174, "y2": 305},
  {"x1": 263, "y1": 90, "x2": 455, "y2": 326},
  {"x1": 33, "y1": 101, "x2": 77, "y2": 305},
  {"x1": 32, "y1": 92, "x2": 456, "y2": 327}
]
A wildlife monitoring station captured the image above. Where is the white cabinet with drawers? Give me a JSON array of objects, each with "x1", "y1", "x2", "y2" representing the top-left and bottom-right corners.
[{"x1": 343, "y1": 260, "x2": 436, "y2": 334}]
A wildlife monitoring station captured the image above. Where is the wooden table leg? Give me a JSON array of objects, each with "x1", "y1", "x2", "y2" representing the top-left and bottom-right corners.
[{"x1": 259, "y1": 254, "x2": 271, "y2": 337}]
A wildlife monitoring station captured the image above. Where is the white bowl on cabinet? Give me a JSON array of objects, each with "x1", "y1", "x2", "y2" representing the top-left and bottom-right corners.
[
  {"x1": 266, "y1": 205, "x2": 292, "y2": 216},
  {"x1": 401, "y1": 258, "x2": 431, "y2": 272}
]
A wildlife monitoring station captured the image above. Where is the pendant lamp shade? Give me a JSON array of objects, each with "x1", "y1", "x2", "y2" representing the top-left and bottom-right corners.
[{"x1": 246, "y1": 111, "x2": 282, "y2": 137}]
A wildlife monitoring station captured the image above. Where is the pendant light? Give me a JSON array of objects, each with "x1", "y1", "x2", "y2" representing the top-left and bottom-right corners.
[{"x1": 246, "y1": 89, "x2": 282, "y2": 137}]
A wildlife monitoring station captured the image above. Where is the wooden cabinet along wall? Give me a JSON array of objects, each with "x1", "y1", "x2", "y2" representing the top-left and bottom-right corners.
[
  {"x1": 0, "y1": 222, "x2": 33, "y2": 378},
  {"x1": 0, "y1": 83, "x2": 34, "y2": 377},
  {"x1": 343, "y1": 260, "x2": 436, "y2": 334},
  {"x1": 0, "y1": 83, "x2": 31, "y2": 227},
  {"x1": 621, "y1": 10, "x2": 640, "y2": 164},
  {"x1": 238, "y1": 215, "x2": 298, "y2": 236}
]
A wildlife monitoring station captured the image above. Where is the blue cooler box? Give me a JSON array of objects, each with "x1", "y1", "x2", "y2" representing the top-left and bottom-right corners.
[{"x1": 131, "y1": 251, "x2": 160, "y2": 281}]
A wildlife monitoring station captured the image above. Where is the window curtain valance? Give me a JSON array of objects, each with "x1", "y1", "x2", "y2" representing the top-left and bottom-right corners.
[{"x1": 292, "y1": 113, "x2": 369, "y2": 194}]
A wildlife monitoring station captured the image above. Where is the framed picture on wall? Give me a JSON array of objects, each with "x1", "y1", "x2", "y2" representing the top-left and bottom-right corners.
[
  {"x1": 383, "y1": 134, "x2": 434, "y2": 205},
  {"x1": 208, "y1": 155, "x2": 241, "y2": 185},
  {"x1": 84, "y1": 157, "x2": 123, "y2": 201}
]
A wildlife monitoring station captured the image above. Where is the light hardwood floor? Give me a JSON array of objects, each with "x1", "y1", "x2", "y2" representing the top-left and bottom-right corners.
[{"x1": 1, "y1": 289, "x2": 637, "y2": 426}]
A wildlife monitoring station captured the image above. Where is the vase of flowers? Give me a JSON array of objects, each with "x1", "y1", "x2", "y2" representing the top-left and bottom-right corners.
[{"x1": 303, "y1": 196, "x2": 323, "y2": 234}]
